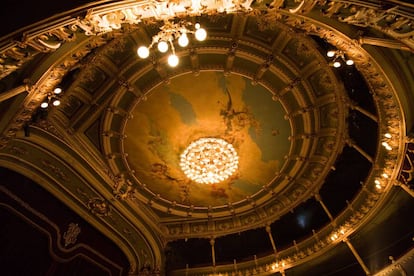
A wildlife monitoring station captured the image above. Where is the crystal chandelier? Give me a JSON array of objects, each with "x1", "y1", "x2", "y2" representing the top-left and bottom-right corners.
[
  {"x1": 137, "y1": 20, "x2": 207, "y2": 67},
  {"x1": 180, "y1": 138, "x2": 239, "y2": 184}
]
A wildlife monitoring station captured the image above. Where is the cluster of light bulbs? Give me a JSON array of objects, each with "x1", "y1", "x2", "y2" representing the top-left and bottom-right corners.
[
  {"x1": 381, "y1": 132, "x2": 393, "y2": 151},
  {"x1": 330, "y1": 227, "x2": 347, "y2": 241},
  {"x1": 40, "y1": 87, "x2": 63, "y2": 109},
  {"x1": 373, "y1": 133, "x2": 393, "y2": 190},
  {"x1": 180, "y1": 138, "x2": 239, "y2": 184},
  {"x1": 137, "y1": 21, "x2": 207, "y2": 67},
  {"x1": 271, "y1": 261, "x2": 286, "y2": 271},
  {"x1": 327, "y1": 50, "x2": 354, "y2": 68},
  {"x1": 375, "y1": 172, "x2": 389, "y2": 190}
]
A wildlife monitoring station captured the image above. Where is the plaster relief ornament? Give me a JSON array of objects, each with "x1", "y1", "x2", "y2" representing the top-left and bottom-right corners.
[
  {"x1": 63, "y1": 222, "x2": 81, "y2": 247},
  {"x1": 87, "y1": 198, "x2": 111, "y2": 216}
]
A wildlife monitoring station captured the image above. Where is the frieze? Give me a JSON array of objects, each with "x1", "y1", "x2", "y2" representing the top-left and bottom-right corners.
[
  {"x1": 41, "y1": 159, "x2": 70, "y2": 182},
  {"x1": 31, "y1": 119, "x2": 65, "y2": 140},
  {"x1": 7, "y1": 145, "x2": 28, "y2": 156}
]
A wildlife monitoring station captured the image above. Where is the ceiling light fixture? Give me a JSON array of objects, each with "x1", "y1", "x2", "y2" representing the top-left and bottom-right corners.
[
  {"x1": 180, "y1": 138, "x2": 238, "y2": 184},
  {"x1": 326, "y1": 50, "x2": 353, "y2": 68},
  {"x1": 375, "y1": 179, "x2": 382, "y2": 189},
  {"x1": 381, "y1": 133, "x2": 393, "y2": 151},
  {"x1": 137, "y1": 20, "x2": 207, "y2": 67},
  {"x1": 40, "y1": 87, "x2": 63, "y2": 109}
]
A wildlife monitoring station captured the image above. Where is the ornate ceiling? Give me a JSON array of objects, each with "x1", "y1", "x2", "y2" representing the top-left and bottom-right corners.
[{"x1": 1, "y1": 0, "x2": 414, "y2": 275}]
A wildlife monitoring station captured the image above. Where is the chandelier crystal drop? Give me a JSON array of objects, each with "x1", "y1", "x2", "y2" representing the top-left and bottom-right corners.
[{"x1": 180, "y1": 138, "x2": 239, "y2": 184}]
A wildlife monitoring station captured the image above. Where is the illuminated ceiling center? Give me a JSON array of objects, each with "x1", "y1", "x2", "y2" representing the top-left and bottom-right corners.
[
  {"x1": 123, "y1": 71, "x2": 292, "y2": 208},
  {"x1": 101, "y1": 16, "x2": 351, "y2": 223},
  {"x1": 179, "y1": 137, "x2": 239, "y2": 185}
]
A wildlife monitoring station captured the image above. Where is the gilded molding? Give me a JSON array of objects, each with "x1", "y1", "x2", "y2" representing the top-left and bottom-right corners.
[
  {"x1": 1, "y1": 137, "x2": 164, "y2": 274},
  {"x1": 323, "y1": 1, "x2": 414, "y2": 52},
  {"x1": 41, "y1": 159, "x2": 70, "y2": 182},
  {"x1": 398, "y1": 142, "x2": 414, "y2": 185},
  {"x1": 0, "y1": 34, "x2": 114, "y2": 149}
]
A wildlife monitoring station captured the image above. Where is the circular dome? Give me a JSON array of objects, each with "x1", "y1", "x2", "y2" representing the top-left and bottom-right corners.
[
  {"x1": 101, "y1": 16, "x2": 351, "y2": 227},
  {"x1": 123, "y1": 71, "x2": 292, "y2": 207}
]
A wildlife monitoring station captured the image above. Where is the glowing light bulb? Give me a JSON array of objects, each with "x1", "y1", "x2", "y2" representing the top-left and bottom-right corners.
[
  {"x1": 178, "y1": 33, "x2": 189, "y2": 47},
  {"x1": 40, "y1": 102, "x2": 49, "y2": 109},
  {"x1": 375, "y1": 180, "x2": 382, "y2": 189},
  {"x1": 195, "y1": 28, "x2": 207, "y2": 41},
  {"x1": 52, "y1": 99, "x2": 61, "y2": 106},
  {"x1": 168, "y1": 54, "x2": 179, "y2": 67},
  {"x1": 333, "y1": 61, "x2": 341, "y2": 68},
  {"x1": 346, "y1": 59, "x2": 354, "y2": 65},
  {"x1": 382, "y1": 141, "x2": 392, "y2": 150},
  {"x1": 327, "y1": 50, "x2": 336, "y2": 57},
  {"x1": 54, "y1": 87, "x2": 62, "y2": 94},
  {"x1": 137, "y1": 46, "x2": 150, "y2": 58},
  {"x1": 157, "y1": 41, "x2": 169, "y2": 53}
]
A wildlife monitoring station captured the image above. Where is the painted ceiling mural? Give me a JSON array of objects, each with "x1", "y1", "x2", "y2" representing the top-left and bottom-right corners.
[{"x1": 124, "y1": 71, "x2": 291, "y2": 206}]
